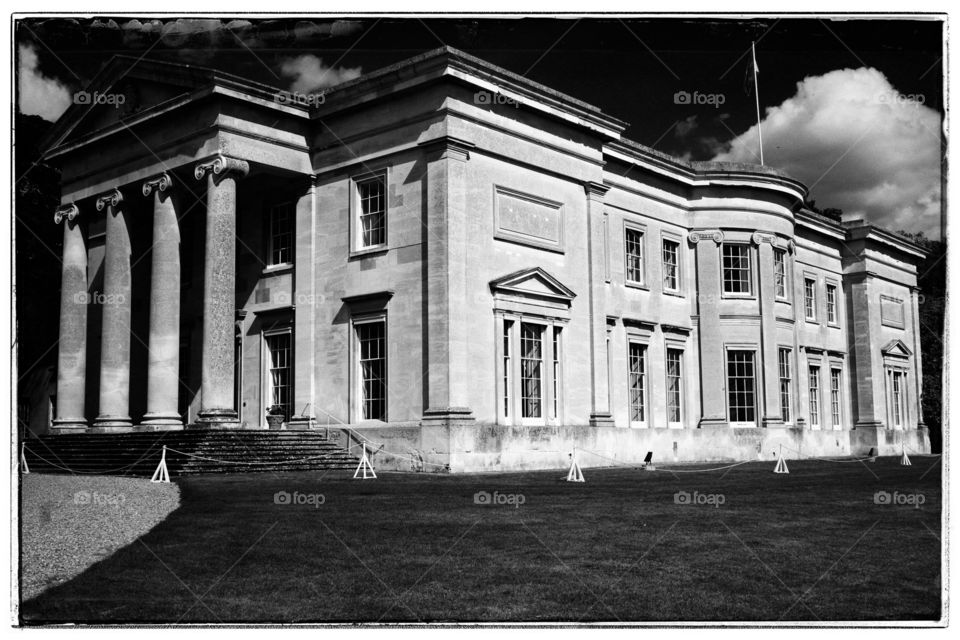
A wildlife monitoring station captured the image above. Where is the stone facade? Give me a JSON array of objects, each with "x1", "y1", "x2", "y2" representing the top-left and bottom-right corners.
[{"x1": 38, "y1": 47, "x2": 930, "y2": 471}]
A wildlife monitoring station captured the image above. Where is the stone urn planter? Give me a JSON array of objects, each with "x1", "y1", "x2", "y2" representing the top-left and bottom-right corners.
[{"x1": 266, "y1": 406, "x2": 285, "y2": 430}]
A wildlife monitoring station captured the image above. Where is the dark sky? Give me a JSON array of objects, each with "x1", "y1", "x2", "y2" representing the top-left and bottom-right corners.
[{"x1": 16, "y1": 15, "x2": 946, "y2": 236}]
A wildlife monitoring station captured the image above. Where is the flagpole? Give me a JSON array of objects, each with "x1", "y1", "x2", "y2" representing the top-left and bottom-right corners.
[{"x1": 752, "y1": 41, "x2": 764, "y2": 165}]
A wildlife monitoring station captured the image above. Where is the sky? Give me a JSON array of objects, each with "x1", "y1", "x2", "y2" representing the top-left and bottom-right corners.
[{"x1": 16, "y1": 16, "x2": 945, "y2": 239}]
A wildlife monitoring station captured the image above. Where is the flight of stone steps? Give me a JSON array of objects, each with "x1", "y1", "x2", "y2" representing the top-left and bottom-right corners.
[{"x1": 21, "y1": 430, "x2": 360, "y2": 477}]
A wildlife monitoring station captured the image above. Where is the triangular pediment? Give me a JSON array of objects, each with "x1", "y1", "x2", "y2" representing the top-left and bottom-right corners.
[
  {"x1": 881, "y1": 339, "x2": 913, "y2": 358},
  {"x1": 489, "y1": 267, "x2": 576, "y2": 304}
]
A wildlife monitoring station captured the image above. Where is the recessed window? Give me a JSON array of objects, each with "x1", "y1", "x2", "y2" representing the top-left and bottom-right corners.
[
  {"x1": 625, "y1": 227, "x2": 644, "y2": 285},
  {"x1": 808, "y1": 365, "x2": 821, "y2": 428},
  {"x1": 662, "y1": 238, "x2": 681, "y2": 292},
  {"x1": 265, "y1": 332, "x2": 292, "y2": 421},
  {"x1": 503, "y1": 320, "x2": 513, "y2": 419},
  {"x1": 356, "y1": 319, "x2": 386, "y2": 421},
  {"x1": 628, "y1": 342, "x2": 647, "y2": 426},
  {"x1": 551, "y1": 327, "x2": 561, "y2": 420},
  {"x1": 774, "y1": 248, "x2": 788, "y2": 299},
  {"x1": 826, "y1": 284, "x2": 838, "y2": 325},
  {"x1": 666, "y1": 348, "x2": 683, "y2": 426},
  {"x1": 722, "y1": 244, "x2": 752, "y2": 295},
  {"x1": 890, "y1": 369, "x2": 906, "y2": 428},
  {"x1": 268, "y1": 202, "x2": 293, "y2": 266},
  {"x1": 778, "y1": 348, "x2": 792, "y2": 423},
  {"x1": 727, "y1": 350, "x2": 757, "y2": 425},
  {"x1": 356, "y1": 175, "x2": 386, "y2": 249},
  {"x1": 804, "y1": 278, "x2": 817, "y2": 321},
  {"x1": 520, "y1": 323, "x2": 544, "y2": 419},
  {"x1": 830, "y1": 368, "x2": 842, "y2": 429}
]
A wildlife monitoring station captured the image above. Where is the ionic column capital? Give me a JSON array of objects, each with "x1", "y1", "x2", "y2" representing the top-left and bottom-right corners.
[
  {"x1": 688, "y1": 229, "x2": 724, "y2": 245},
  {"x1": 142, "y1": 172, "x2": 174, "y2": 197},
  {"x1": 53, "y1": 203, "x2": 80, "y2": 225},
  {"x1": 95, "y1": 188, "x2": 124, "y2": 212},
  {"x1": 194, "y1": 154, "x2": 250, "y2": 183}
]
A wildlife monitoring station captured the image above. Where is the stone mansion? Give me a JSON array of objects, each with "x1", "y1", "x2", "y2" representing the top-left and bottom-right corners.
[{"x1": 37, "y1": 46, "x2": 929, "y2": 471}]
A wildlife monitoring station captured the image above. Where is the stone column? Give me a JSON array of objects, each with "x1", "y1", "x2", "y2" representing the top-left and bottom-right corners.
[
  {"x1": 420, "y1": 136, "x2": 476, "y2": 429},
  {"x1": 140, "y1": 173, "x2": 183, "y2": 429},
  {"x1": 909, "y1": 286, "x2": 925, "y2": 428},
  {"x1": 289, "y1": 176, "x2": 317, "y2": 430},
  {"x1": 754, "y1": 232, "x2": 784, "y2": 427},
  {"x1": 585, "y1": 181, "x2": 614, "y2": 427},
  {"x1": 93, "y1": 188, "x2": 133, "y2": 431},
  {"x1": 845, "y1": 272, "x2": 884, "y2": 428},
  {"x1": 51, "y1": 204, "x2": 88, "y2": 433},
  {"x1": 194, "y1": 155, "x2": 248, "y2": 427},
  {"x1": 691, "y1": 230, "x2": 726, "y2": 427}
]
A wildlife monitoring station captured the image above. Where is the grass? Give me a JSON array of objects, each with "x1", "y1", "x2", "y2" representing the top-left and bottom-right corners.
[{"x1": 20, "y1": 456, "x2": 942, "y2": 624}]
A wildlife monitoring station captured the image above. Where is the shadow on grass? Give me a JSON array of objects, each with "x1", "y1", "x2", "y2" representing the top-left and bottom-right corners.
[{"x1": 20, "y1": 457, "x2": 942, "y2": 623}]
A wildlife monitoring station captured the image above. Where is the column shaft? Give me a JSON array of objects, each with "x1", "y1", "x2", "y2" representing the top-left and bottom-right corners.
[
  {"x1": 142, "y1": 174, "x2": 183, "y2": 429},
  {"x1": 195, "y1": 156, "x2": 247, "y2": 427},
  {"x1": 585, "y1": 182, "x2": 614, "y2": 427},
  {"x1": 94, "y1": 190, "x2": 133, "y2": 430},
  {"x1": 52, "y1": 205, "x2": 88, "y2": 432},
  {"x1": 757, "y1": 239, "x2": 784, "y2": 426}
]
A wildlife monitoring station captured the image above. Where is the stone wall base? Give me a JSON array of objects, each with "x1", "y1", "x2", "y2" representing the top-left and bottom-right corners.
[{"x1": 332, "y1": 423, "x2": 932, "y2": 474}]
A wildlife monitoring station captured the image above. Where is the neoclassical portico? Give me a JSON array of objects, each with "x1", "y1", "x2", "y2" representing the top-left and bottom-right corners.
[{"x1": 50, "y1": 153, "x2": 252, "y2": 433}]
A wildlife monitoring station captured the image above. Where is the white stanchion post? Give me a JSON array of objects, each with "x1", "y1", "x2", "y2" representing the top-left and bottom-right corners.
[
  {"x1": 901, "y1": 445, "x2": 912, "y2": 466},
  {"x1": 353, "y1": 442, "x2": 377, "y2": 480},
  {"x1": 151, "y1": 445, "x2": 171, "y2": 483},
  {"x1": 774, "y1": 444, "x2": 789, "y2": 474},
  {"x1": 566, "y1": 447, "x2": 585, "y2": 483},
  {"x1": 20, "y1": 443, "x2": 29, "y2": 475}
]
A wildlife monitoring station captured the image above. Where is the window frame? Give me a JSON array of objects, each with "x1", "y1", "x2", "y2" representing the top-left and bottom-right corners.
[
  {"x1": 725, "y1": 347, "x2": 759, "y2": 427},
  {"x1": 721, "y1": 243, "x2": 754, "y2": 297},
  {"x1": 665, "y1": 346, "x2": 685, "y2": 428},
  {"x1": 808, "y1": 363, "x2": 822, "y2": 429},
  {"x1": 804, "y1": 276, "x2": 818, "y2": 322},
  {"x1": 262, "y1": 327, "x2": 293, "y2": 426},
  {"x1": 661, "y1": 235, "x2": 682, "y2": 295},
  {"x1": 627, "y1": 341, "x2": 649, "y2": 428},
  {"x1": 773, "y1": 247, "x2": 789, "y2": 301},
  {"x1": 497, "y1": 315, "x2": 565, "y2": 426},
  {"x1": 350, "y1": 169, "x2": 389, "y2": 256},
  {"x1": 266, "y1": 201, "x2": 294, "y2": 268},
  {"x1": 829, "y1": 367, "x2": 843, "y2": 430},
  {"x1": 352, "y1": 313, "x2": 388, "y2": 422},
  {"x1": 778, "y1": 347, "x2": 793, "y2": 425},
  {"x1": 623, "y1": 221, "x2": 647, "y2": 288},
  {"x1": 825, "y1": 280, "x2": 839, "y2": 326}
]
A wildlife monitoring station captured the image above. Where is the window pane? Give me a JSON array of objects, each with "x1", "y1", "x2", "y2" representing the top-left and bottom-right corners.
[
  {"x1": 357, "y1": 321, "x2": 386, "y2": 420},
  {"x1": 629, "y1": 343, "x2": 646, "y2": 423},
  {"x1": 808, "y1": 365, "x2": 820, "y2": 426},
  {"x1": 826, "y1": 285, "x2": 837, "y2": 324},
  {"x1": 552, "y1": 327, "x2": 561, "y2": 419},
  {"x1": 722, "y1": 245, "x2": 752, "y2": 294},
  {"x1": 666, "y1": 349, "x2": 682, "y2": 423},
  {"x1": 778, "y1": 348, "x2": 792, "y2": 423},
  {"x1": 269, "y1": 203, "x2": 293, "y2": 266},
  {"x1": 625, "y1": 228, "x2": 644, "y2": 283},
  {"x1": 662, "y1": 240, "x2": 679, "y2": 291},
  {"x1": 503, "y1": 320, "x2": 513, "y2": 418},
  {"x1": 727, "y1": 350, "x2": 756, "y2": 423},
  {"x1": 266, "y1": 333, "x2": 292, "y2": 419},
  {"x1": 774, "y1": 249, "x2": 787, "y2": 299},
  {"x1": 521, "y1": 323, "x2": 543, "y2": 418},
  {"x1": 830, "y1": 369, "x2": 842, "y2": 427},
  {"x1": 804, "y1": 279, "x2": 817, "y2": 320},
  {"x1": 358, "y1": 177, "x2": 386, "y2": 247}
]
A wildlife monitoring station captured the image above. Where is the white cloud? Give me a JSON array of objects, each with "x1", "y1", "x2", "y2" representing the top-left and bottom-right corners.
[
  {"x1": 279, "y1": 55, "x2": 362, "y2": 93},
  {"x1": 18, "y1": 43, "x2": 73, "y2": 122},
  {"x1": 712, "y1": 67, "x2": 942, "y2": 239}
]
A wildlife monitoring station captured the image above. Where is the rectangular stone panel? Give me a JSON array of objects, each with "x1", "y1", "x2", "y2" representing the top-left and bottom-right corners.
[
  {"x1": 493, "y1": 185, "x2": 564, "y2": 253},
  {"x1": 880, "y1": 295, "x2": 905, "y2": 328}
]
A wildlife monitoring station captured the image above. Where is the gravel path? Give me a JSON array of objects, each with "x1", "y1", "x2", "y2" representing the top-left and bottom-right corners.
[{"x1": 20, "y1": 474, "x2": 180, "y2": 602}]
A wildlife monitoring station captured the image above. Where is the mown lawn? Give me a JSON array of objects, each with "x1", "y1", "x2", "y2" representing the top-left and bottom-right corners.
[{"x1": 20, "y1": 456, "x2": 942, "y2": 623}]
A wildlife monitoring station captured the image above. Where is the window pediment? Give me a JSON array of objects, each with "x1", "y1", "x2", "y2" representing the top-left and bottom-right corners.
[
  {"x1": 489, "y1": 268, "x2": 576, "y2": 305},
  {"x1": 881, "y1": 339, "x2": 913, "y2": 359}
]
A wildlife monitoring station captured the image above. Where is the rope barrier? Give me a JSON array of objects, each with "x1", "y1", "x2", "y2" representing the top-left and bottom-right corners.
[
  {"x1": 778, "y1": 444, "x2": 879, "y2": 464},
  {"x1": 576, "y1": 448, "x2": 755, "y2": 473},
  {"x1": 22, "y1": 445, "x2": 167, "y2": 475}
]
